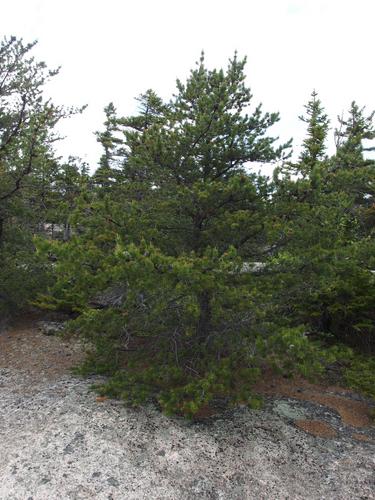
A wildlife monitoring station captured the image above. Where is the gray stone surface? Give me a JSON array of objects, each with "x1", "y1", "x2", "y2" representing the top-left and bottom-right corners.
[
  {"x1": 0, "y1": 368, "x2": 374, "y2": 500},
  {"x1": 37, "y1": 321, "x2": 66, "y2": 336},
  {"x1": 272, "y1": 400, "x2": 308, "y2": 420},
  {"x1": 89, "y1": 285, "x2": 127, "y2": 309}
]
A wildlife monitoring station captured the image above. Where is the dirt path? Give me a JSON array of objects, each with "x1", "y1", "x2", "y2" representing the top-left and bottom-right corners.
[
  {"x1": 0, "y1": 317, "x2": 374, "y2": 499},
  {"x1": 0, "y1": 316, "x2": 84, "y2": 391}
]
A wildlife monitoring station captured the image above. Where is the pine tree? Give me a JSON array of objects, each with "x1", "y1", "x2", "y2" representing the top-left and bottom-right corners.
[
  {"x1": 274, "y1": 90, "x2": 328, "y2": 202},
  {"x1": 331, "y1": 102, "x2": 375, "y2": 210},
  {"x1": 299, "y1": 90, "x2": 330, "y2": 176},
  {"x1": 0, "y1": 36, "x2": 82, "y2": 315},
  {"x1": 93, "y1": 103, "x2": 121, "y2": 191},
  {"x1": 272, "y1": 97, "x2": 375, "y2": 352},
  {"x1": 40, "y1": 54, "x2": 298, "y2": 416},
  {"x1": 335, "y1": 101, "x2": 375, "y2": 169}
]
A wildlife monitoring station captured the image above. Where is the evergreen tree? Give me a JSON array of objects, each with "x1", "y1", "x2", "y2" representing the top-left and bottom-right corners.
[
  {"x1": 335, "y1": 101, "x2": 375, "y2": 169},
  {"x1": 299, "y1": 90, "x2": 330, "y2": 176},
  {"x1": 93, "y1": 103, "x2": 121, "y2": 191},
  {"x1": 0, "y1": 36, "x2": 82, "y2": 315},
  {"x1": 331, "y1": 102, "x2": 375, "y2": 210},
  {"x1": 39, "y1": 54, "x2": 304, "y2": 416},
  {"x1": 272, "y1": 96, "x2": 375, "y2": 352}
]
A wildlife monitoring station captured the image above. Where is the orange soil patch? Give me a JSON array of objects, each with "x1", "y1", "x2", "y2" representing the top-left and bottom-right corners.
[
  {"x1": 352, "y1": 433, "x2": 374, "y2": 443},
  {"x1": 193, "y1": 405, "x2": 218, "y2": 420},
  {"x1": 96, "y1": 396, "x2": 109, "y2": 403},
  {"x1": 254, "y1": 372, "x2": 372, "y2": 428},
  {"x1": 295, "y1": 420, "x2": 337, "y2": 438}
]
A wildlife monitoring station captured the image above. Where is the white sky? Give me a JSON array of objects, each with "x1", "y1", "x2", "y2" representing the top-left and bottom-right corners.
[{"x1": 1, "y1": 0, "x2": 375, "y2": 173}]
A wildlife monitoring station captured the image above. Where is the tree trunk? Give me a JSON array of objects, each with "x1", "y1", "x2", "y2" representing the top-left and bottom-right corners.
[
  {"x1": 0, "y1": 216, "x2": 3, "y2": 247},
  {"x1": 196, "y1": 291, "x2": 212, "y2": 339},
  {"x1": 320, "y1": 304, "x2": 332, "y2": 333},
  {"x1": 63, "y1": 222, "x2": 71, "y2": 241}
]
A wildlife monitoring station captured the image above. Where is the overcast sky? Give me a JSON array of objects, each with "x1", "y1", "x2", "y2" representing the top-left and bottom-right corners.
[{"x1": 1, "y1": 0, "x2": 375, "y2": 172}]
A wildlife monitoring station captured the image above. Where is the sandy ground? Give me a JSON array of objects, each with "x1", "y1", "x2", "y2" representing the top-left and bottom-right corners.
[{"x1": 0, "y1": 317, "x2": 374, "y2": 500}]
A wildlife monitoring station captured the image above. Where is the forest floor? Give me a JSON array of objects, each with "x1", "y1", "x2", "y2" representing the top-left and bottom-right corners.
[{"x1": 0, "y1": 315, "x2": 374, "y2": 499}]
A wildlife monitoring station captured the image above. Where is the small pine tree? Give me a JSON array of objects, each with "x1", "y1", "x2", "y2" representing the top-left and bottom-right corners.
[
  {"x1": 93, "y1": 103, "x2": 122, "y2": 191},
  {"x1": 272, "y1": 96, "x2": 375, "y2": 353},
  {"x1": 0, "y1": 36, "x2": 83, "y2": 315},
  {"x1": 39, "y1": 54, "x2": 301, "y2": 416},
  {"x1": 335, "y1": 101, "x2": 375, "y2": 169},
  {"x1": 299, "y1": 90, "x2": 330, "y2": 176}
]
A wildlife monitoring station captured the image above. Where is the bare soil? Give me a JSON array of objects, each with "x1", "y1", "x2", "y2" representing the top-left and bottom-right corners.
[
  {"x1": 254, "y1": 369, "x2": 374, "y2": 436},
  {"x1": 0, "y1": 314, "x2": 84, "y2": 391}
]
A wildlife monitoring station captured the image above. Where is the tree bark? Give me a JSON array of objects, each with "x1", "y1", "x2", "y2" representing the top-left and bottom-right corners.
[
  {"x1": 63, "y1": 222, "x2": 71, "y2": 241},
  {"x1": 196, "y1": 291, "x2": 212, "y2": 339},
  {"x1": 0, "y1": 216, "x2": 3, "y2": 247}
]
